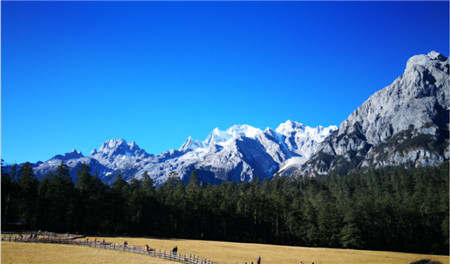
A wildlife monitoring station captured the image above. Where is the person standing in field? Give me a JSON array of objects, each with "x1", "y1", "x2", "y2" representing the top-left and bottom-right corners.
[{"x1": 257, "y1": 256, "x2": 261, "y2": 264}]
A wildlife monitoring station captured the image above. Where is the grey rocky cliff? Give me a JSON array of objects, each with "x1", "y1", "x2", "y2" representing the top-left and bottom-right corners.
[{"x1": 300, "y1": 51, "x2": 449, "y2": 176}]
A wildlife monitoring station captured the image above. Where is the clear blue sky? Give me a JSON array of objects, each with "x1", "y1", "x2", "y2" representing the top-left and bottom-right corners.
[{"x1": 2, "y1": 1, "x2": 449, "y2": 164}]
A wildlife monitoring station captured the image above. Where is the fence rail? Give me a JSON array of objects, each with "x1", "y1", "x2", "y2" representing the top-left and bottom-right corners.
[{"x1": 2, "y1": 233, "x2": 213, "y2": 264}]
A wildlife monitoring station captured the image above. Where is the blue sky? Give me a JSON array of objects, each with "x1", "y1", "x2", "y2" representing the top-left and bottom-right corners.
[{"x1": 2, "y1": 1, "x2": 449, "y2": 164}]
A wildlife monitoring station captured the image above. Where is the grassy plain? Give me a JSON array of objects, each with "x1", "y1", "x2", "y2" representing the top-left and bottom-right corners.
[
  {"x1": 2, "y1": 237, "x2": 449, "y2": 264},
  {"x1": 1, "y1": 241, "x2": 174, "y2": 264}
]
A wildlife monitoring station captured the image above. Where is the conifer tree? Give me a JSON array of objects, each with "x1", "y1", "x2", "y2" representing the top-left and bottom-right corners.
[
  {"x1": 17, "y1": 162, "x2": 38, "y2": 228},
  {"x1": 1, "y1": 160, "x2": 17, "y2": 224}
]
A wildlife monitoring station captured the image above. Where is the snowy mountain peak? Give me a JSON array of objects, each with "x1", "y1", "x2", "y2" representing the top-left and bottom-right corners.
[
  {"x1": 51, "y1": 149, "x2": 84, "y2": 161},
  {"x1": 179, "y1": 136, "x2": 205, "y2": 152},
  {"x1": 98, "y1": 138, "x2": 128, "y2": 152},
  {"x1": 226, "y1": 124, "x2": 263, "y2": 139},
  {"x1": 276, "y1": 120, "x2": 305, "y2": 135},
  {"x1": 70, "y1": 149, "x2": 82, "y2": 155},
  {"x1": 180, "y1": 136, "x2": 194, "y2": 149},
  {"x1": 204, "y1": 124, "x2": 263, "y2": 146},
  {"x1": 205, "y1": 127, "x2": 232, "y2": 145},
  {"x1": 92, "y1": 138, "x2": 145, "y2": 159}
]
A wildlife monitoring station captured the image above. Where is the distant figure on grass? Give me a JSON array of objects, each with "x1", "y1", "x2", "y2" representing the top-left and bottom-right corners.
[
  {"x1": 145, "y1": 244, "x2": 152, "y2": 252},
  {"x1": 172, "y1": 245, "x2": 178, "y2": 255},
  {"x1": 257, "y1": 256, "x2": 261, "y2": 264},
  {"x1": 124, "y1": 241, "x2": 128, "y2": 247}
]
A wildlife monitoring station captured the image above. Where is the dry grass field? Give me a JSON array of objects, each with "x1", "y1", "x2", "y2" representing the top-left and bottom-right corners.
[
  {"x1": 1, "y1": 241, "x2": 174, "y2": 264},
  {"x1": 2, "y1": 237, "x2": 449, "y2": 264}
]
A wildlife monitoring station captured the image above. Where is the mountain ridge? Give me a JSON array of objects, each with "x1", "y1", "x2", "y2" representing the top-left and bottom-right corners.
[
  {"x1": 4, "y1": 51, "x2": 448, "y2": 184},
  {"x1": 22, "y1": 121, "x2": 337, "y2": 185}
]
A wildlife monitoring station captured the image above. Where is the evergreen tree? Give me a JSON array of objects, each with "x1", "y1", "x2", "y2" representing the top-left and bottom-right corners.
[
  {"x1": 51, "y1": 162, "x2": 76, "y2": 231},
  {"x1": 109, "y1": 174, "x2": 127, "y2": 234},
  {"x1": 36, "y1": 172, "x2": 53, "y2": 230},
  {"x1": 140, "y1": 171, "x2": 158, "y2": 235},
  {"x1": 1, "y1": 161, "x2": 18, "y2": 224},
  {"x1": 16, "y1": 162, "x2": 39, "y2": 228},
  {"x1": 73, "y1": 164, "x2": 112, "y2": 234}
]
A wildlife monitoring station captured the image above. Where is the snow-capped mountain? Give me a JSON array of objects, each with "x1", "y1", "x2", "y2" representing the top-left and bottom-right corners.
[
  {"x1": 27, "y1": 122, "x2": 336, "y2": 185},
  {"x1": 11, "y1": 51, "x2": 448, "y2": 184},
  {"x1": 91, "y1": 139, "x2": 151, "y2": 161},
  {"x1": 273, "y1": 121, "x2": 338, "y2": 175}
]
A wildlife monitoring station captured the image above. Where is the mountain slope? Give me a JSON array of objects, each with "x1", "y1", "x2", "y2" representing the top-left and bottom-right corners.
[{"x1": 298, "y1": 51, "x2": 449, "y2": 176}]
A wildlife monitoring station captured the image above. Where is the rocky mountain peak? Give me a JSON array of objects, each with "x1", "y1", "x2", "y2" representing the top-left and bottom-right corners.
[
  {"x1": 301, "y1": 51, "x2": 449, "y2": 176},
  {"x1": 427, "y1": 50, "x2": 447, "y2": 61},
  {"x1": 179, "y1": 136, "x2": 206, "y2": 152},
  {"x1": 91, "y1": 138, "x2": 146, "y2": 160},
  {"x1": 180, "y1": 136, "x2": 194, "y2": 150},
  {"x1": 339, "y1": 52, "x2": 448, "y2": 145},
  {"x1": 98, "y1": 138, "x2": 128, "y2": 151},
  {"x1": 406, "y1": 51, "x2": 447, "y2": 70}
]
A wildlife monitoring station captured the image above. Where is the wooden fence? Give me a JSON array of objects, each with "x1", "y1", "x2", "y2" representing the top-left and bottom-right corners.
[{"x1": 2, "y1": 232, "x2": 214, "y2": 264}]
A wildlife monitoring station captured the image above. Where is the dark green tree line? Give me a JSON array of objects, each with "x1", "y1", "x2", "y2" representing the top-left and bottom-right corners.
[{"x1": 1, "y1": 160, "x2": 448, "y2": 255}]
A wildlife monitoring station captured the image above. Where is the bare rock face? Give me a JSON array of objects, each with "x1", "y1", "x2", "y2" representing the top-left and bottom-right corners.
[{"x1": 300, "y1": 51, "x2": 449, "y2": 176}]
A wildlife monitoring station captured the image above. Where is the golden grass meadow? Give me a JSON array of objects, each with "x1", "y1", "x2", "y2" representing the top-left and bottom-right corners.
[{"x1": 2, "y1": 236, "x2": 449, "y2": 264}]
